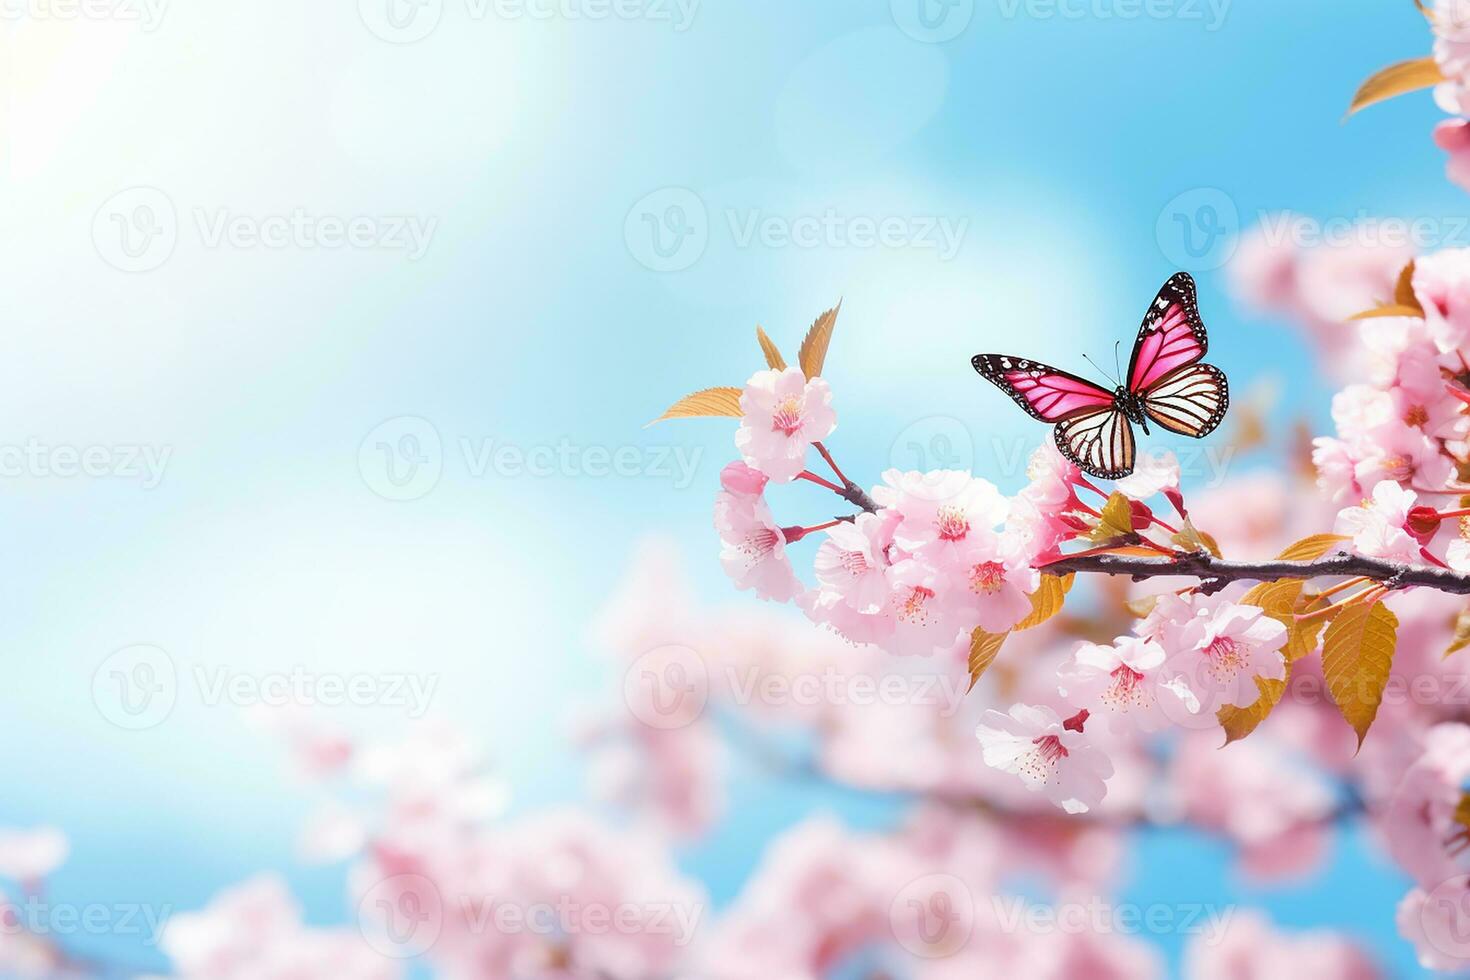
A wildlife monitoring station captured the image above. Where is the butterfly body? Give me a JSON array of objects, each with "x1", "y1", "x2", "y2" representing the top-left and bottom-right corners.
[
  {"x1": 971, "y1": 273, "x2": 1227, "y2": 480},
  {"x1": 1112, "y1": 386, "x2": 1150, "y2": 435}
]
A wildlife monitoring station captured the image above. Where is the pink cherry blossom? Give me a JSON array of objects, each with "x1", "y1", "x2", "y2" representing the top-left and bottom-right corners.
[
  {"x1": 1116, "y1": 450, "x2": 1181, "y2": 501},
  {"x1": 1398, "y1": 882, "x2": 1470, "y2": 973},
  {"x1": 1186, "y1": 909, "x2": 1380, "y2": 980},
  {"x1": 1165, "y1": 601, "x2": 1288, "y2": 715},
  {"x1": 719, "y1": 459, "x2": 769, "y2": 496},
  {"x1": 1436, "y1": 118, "x2": 1470, "y2": 193},
  {"x1": 950, "y1": 531, "x2": 1040, "y2": 634},
  {"x1": 975, "y1": 704, "x2": 1114, "y2": 813},
  {"x1": 696, "y1": 817, "x2": 915, "y2": 979},
  {"x1": 0, "y1": 829, "x2": 67, "y2": 884},
  {"x1": 163, "y1": 875, "x2": 399, "y2": 980},
  {"x1": 713, "y1": 487, "x2": 803, "y2": 603},
  {"x1": 1334, "y1": 479, "x2": 1421, "y2": 562},
  {"x1": 734, "y1": 367, "x2": 836, "y2": 482},
  {"x1": 1415, "y1": 247, "x2": 1470, "y2": 353},
  {"x1": 582, "y1": 709, "x2": 725, "y2": 840},
  {"x1": 1007, "y1": 441, "x2": 1088, "y2": 563},
  {"x1": 812, "y1": 511, "x2": 895, "y2": 615},
  {"x1": 1382, "y1": 722, "x2": 1470, "y2": 888},
  {"x1": 1171, "y1": 731, "x2": 1337, "y2": 883},
  {"x1": 1056, "y1": 636, "x2": 1180, "y2": 733},
  {"x1": 884, "y1": 556, "x2": 965, "y2": 657},
  {"x1": 878, "y1": 469, "x2": 1009, "y2": 569}
]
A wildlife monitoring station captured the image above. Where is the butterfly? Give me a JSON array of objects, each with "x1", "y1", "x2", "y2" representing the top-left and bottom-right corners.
[{"x1": 971, "y1": 272, "x2": 1229, "y2": 480}]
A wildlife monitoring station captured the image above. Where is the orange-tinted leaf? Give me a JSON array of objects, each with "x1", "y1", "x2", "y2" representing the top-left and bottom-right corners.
[
  {"x1": 968, "y1": 628, "x2": 1008, "y2": 691},
  {"x1": 1347, "y1": 57, "x2": 1443, "y2": 117},
  {"x1": 798, "y1": 302, "x2": 841, "y2": 380},
  {"x1": 649, "y1": 386, "x2": 743, "y2": 425},
  {"x1": 755, "y1": 325, "x2": 787, "y2": 371}
]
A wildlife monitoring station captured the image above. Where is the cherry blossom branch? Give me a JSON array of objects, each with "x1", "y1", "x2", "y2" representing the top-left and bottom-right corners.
[
  {"x1": 1042, "y1": 550, "x2": 1470, "y2": 596},
  {"x1": 810, "y1": 441, "x2": 879, "y2": 514},
  {"x1": 715, "y1": 708, "x2": 1365, "y2": 833}
]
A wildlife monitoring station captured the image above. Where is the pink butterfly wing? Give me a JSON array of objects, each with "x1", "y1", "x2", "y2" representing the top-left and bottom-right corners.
[
  {"x1": 971, "y1": 355, "x2": 1115, "y2": 423},
  {"x1": 1127, "y1": 273, "x2": 1208, "y2": 393}
]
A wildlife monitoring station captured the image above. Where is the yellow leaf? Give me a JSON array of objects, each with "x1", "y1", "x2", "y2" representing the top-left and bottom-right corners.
[
  {"x1": 1290, "y1": 612, "x2": 1330, "y2": 664},
  {"x1": 1014, "y1": 574, "x2": 1075, "y2": 631},
  {"x1": 649, "y1": 386, "x2": 743, "y2": 425},
  {"x1": 1172, "y1": 518, "x2": 1222, "y2": 557},
  {"x1": 1322, "y1": 600, "x2": 1399, "y2": 748},
  {"x1": 1275, "y1": 534, "x2": 1348, "y2": 562},
  {"x1": 1447, "y1": 608, "x2": 1470, "y2": 658},
  {"x1": 1102, "y1": 545, "x2": 1172, "y2": 558},
  {"x1": 1455, "y1": 791, "x2": 1470, "y2": 831},
  {"x1": 967, "y1": 628, "x2": 1008, "y2": 691},
  {"x1": 755, "y1": 325, "x2": 787, "y2": 371},
  {"x1": 1394, "y1": 259, "x2": 1424, "y2": 313},
  {"x1": 1218, "y1": 675, "x2": 1289, "y2": 745},
  {"x1": 1241, "y1": 579, "x2": 1301, "y2": 626},
  {"x1": 1124, "y1": 595, "x2": 1160, "y2": 618},
  {"x1": 1088, "y1": 491, "x2": 1135, "y2": 544},
  {"x1": 798, "y1": 301, "x2": 841, "y2": 380},
  {"x1": 1347, "y1": 57, "x2": 1444, "y2": 117},
  {"x1": 1348, "y1": 303, "x2": 1426, "y2": 321},
  {"x1": 1241, "y1": 579, "x2": 1322, "y2": 663}
]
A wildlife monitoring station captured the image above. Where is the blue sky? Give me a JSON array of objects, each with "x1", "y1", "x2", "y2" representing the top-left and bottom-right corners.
[{"x1": 0, "y1": 0, "x2": 1457, "y2": 975}]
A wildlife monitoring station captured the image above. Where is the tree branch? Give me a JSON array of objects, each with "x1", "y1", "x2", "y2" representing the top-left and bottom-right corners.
[
  {"x1": 811, "y1": 441, "x2": 879, "y2": 514},
  {"x1": 715, "y1": 707, "x2": 1365, "y2": 833},
  {"x1": 1043, "y1": 550, "x2": 1470, "y2": 595}
]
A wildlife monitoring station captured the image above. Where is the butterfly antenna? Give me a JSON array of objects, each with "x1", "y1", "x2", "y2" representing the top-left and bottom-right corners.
[
  {"x1": 1114, "y1": 340, "x2": 1123, "y2": 385},
  {"x1": 1083, "y1": 353, "x2": 1120, "y2": 388}
]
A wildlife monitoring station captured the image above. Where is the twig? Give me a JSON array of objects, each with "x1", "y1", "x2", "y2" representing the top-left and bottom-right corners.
[
  {"x1": 715, "y1": 707, "x2": 1365, "y2": 833},
  {"x1": 811, "y1": 441, "x2": 879, "y2": 515},
  {"x1": 1042, "y1": 550, "x2": 1470, "y2": 595}
]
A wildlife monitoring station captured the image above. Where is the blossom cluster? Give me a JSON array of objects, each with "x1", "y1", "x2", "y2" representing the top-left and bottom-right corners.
[{"x1": 713, "y1": 362, "x2": 1306, "y2": 816}]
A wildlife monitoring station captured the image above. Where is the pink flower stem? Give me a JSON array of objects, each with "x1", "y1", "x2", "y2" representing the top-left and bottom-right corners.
[
  {"x1": 807, "y1": 442, "x2": 881, "y2": 515},
  {"x1": 1075, "y1": 476, "x2": 1108, "y2": 499},
  {"x1": 812, "y1": 441, "x2": 851, "y2": 487},
  {"x1": 798, "y1": 470, "x2": 845, "y2": 493},
  {"x1": 1421, "y1": 546, "x2": 1451, "y2": 569}
]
